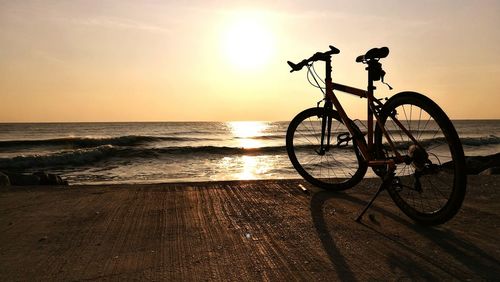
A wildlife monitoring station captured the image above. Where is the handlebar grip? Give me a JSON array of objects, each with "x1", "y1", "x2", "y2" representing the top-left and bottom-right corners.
[
  {"x1": 355, "y1": 55, "x2": 364, "y2": 62},
  {"x1": 329, "y1": 45, "x2": 340, "y2": 54},
  {"x1": 287, "y1": 60, "x2": 307, "y2": 72},
  {"x1": 287, "y1": 61, "x2": 298, "y2": 72}
]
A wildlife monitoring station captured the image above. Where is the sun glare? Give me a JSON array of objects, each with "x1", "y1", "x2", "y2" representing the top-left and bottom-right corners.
[
  {"x1": 229, "y1": 121, "x2": 268, "y2": 148},
  {"x1": 221, "y1": 14, "x2": 275, "y2": 70}
]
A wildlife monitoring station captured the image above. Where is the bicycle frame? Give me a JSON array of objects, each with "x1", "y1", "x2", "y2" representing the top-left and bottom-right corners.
[
  {"x1": 288, "y1": 46, "x2": 466, "y2": 225},
  {"x1": 320, "y1": 57, "x2": 416, "y2": 168}
]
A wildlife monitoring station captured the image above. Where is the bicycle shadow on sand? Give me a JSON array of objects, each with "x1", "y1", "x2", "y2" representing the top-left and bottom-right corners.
[{"x1": 309, "y1": 189, "x2": 500, "y2": 280}]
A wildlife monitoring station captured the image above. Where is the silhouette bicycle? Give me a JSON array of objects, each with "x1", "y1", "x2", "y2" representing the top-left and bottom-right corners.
[{"x1": 286, "y1": 45, "x2": 466, "y2": 225}]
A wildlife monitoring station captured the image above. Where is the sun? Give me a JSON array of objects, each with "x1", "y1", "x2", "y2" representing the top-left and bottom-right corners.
[{"x1": 221, "y1": 14, "x2": 275, "y2": 70}]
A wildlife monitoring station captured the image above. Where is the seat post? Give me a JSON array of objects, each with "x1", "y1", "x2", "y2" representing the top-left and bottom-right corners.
[{"x1": 367, "y1": 69, "x2": 375, "y2": 149}]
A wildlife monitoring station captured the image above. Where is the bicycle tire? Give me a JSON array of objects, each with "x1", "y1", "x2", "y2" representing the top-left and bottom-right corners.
[
  {"x1": 375, "y1": 92, "x2": 466, "y2": 225},
  {"x1": 286, "y1": 107, "x2": 367, "y2": 190}
]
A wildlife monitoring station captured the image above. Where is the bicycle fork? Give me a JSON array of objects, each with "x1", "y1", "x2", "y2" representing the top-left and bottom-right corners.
[{"x1": 317, "y1": 104, "x2": 333, "y2": 155}]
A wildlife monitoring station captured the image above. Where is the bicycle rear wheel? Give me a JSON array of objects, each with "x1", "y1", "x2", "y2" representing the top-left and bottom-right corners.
[
  {"x1": 286, "y1": 107, "x2": 367, "y2": 190},
  {"x1": 375, "y1": 92, "x2": 466, "y2": 225}
]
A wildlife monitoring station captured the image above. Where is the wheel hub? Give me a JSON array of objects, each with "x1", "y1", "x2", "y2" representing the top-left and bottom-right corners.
[{"x1": 408, "y1": 144, "x2": 428, "y2": 171}]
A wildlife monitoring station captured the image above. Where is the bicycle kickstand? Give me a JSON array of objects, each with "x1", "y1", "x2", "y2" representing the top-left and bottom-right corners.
[{"x1": 355, "y1": 164, "x2": 396, "y2": 222}]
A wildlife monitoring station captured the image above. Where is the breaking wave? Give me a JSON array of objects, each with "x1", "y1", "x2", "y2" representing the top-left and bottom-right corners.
[
  {"x1": 0, "y1": 135, "x2": 497, "y2": 170},
  {"x1": 0, "y1": 145, "x2": 288, "y2": 169},
  {"x1": 0, "y1": 135, "x2": 219, "y2": 150}
]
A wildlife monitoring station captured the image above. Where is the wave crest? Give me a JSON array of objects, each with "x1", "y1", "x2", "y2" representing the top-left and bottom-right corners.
[
  {"x1": 0, "y1": 145, "x2": 287, "y2": 169},
  {"x1": 0, "y1": 135, "x2": 216, "y2": 149},
  {"x1": 0, "y1": 135, "x2": 497, "y2": 170}
]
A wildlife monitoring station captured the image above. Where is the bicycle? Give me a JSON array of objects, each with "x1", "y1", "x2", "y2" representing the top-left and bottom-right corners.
[{"x1": 286, "y1": 45, "x2": 466, "y2": 225}]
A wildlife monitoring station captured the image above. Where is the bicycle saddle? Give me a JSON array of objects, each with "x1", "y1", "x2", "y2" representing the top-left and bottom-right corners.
[{"x1": 356, "y1": 47, "x2": 389, "y2": 63}]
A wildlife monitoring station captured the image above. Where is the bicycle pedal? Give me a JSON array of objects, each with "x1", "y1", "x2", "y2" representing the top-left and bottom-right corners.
[{"x1": 336, "y1": 132, "x2": 351, "y2": 147}]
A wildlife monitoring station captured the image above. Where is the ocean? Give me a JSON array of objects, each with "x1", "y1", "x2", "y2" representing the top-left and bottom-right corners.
[{"x1": 0, "y1": 120, "x2": 498, "y2": 185}]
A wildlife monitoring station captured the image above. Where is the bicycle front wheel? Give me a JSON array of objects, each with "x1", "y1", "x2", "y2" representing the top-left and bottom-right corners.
[
  {"x1": 286, "y1": 107, "x2": 367, "y2": 191},
  {"x1": 375, "y1": 92, "x2": 466, "y2": 225}
]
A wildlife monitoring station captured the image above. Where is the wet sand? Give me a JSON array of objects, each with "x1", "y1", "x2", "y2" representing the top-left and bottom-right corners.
[{"x1": 0, "y1": 176, "x2": 499, "y2": 281}]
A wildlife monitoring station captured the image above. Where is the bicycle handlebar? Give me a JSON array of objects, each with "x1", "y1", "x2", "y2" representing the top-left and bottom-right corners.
[
  {"x1": 287, "y1": 45, "x2": 390, "y2": 73},
  {"x1": 287, "y1": 45, "x2": 340, "y2": 72}
]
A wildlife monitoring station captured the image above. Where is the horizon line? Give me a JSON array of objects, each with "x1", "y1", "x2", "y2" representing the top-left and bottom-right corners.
[{"x1": 1, "y1": 118, "x2": 500, "y2": 124}]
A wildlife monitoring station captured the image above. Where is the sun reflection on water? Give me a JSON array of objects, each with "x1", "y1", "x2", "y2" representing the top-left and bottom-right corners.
[
  {"x1": 228, "y1": 121, "x2": 268, "y2": 148},
  {"x1": 219, "y1": 155, "x2": 273, "y2": 180},
  {"x1": 219, "y1": 122, "x2": 273, "y2": 180}
]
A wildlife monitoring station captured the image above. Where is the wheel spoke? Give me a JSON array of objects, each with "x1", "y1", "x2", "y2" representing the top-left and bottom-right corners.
[
  {"x1": 372, "y1": 94, "x2": 465, "y2": 224},
  {"x1": 288, "y1": 109, "x2": 365, "y2": 190}
]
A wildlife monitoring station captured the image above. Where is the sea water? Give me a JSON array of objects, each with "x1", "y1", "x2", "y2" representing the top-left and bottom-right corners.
[{"x1": 0, "y1": 120, "x2": 498, "y2": 184}]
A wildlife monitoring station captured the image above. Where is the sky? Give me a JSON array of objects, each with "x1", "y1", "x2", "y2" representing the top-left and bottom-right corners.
[{"x1": 1, "y1": 0, "x2": 499, "y2": 122}]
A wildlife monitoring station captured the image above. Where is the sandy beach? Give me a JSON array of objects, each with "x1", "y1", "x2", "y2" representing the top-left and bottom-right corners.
[{"x1": 0, "y1": 176, "x2": 498, "y2": 281}]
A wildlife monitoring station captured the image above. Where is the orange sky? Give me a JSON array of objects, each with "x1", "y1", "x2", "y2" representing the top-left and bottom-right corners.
[{"x1": 1, "y1": 1, "x2": 499, "y2": 122}]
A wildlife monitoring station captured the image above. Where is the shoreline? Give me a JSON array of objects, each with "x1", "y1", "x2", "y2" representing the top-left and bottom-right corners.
[
  {"x1": 1, "y1": 177, "x2": 499, "y2": 280},
  {"x1": 2, "y1": 173, "x2": 498, "y2": 188},
  {"x1": 1, "y1": 152, "x2": 499, "y2": 187}
]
